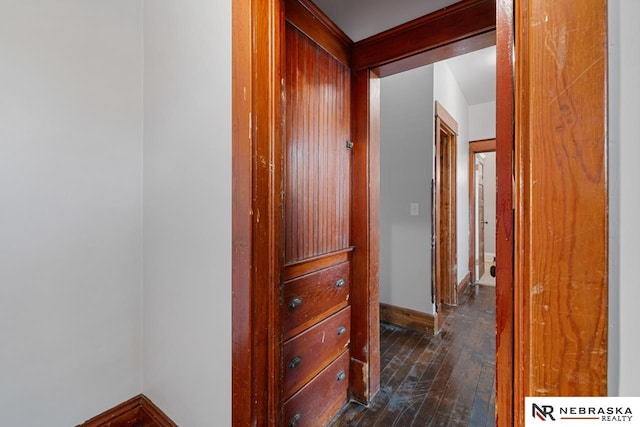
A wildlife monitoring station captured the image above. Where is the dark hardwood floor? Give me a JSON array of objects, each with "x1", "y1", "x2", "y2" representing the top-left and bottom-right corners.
[{"x1": 329, "y1": 285, "x2": 496, "y2": 427}]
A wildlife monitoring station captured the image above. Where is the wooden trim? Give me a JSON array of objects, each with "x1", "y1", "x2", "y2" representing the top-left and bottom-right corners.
[
  {"x1": 435, "y1": 101, "x2": 459, "y2": 135},
  {"x1": 284, "y1": 0, "x2": 353, "y2": 67},
  {"x1": 283, "y1": 248, "x2": 353, "y2": 281},
  {"x1": 231, "y1": 0, "x2": 252, "y2": 425},
  {"x1": 232, "y1": 0, "x2": 284, "y2": 426},
  {"x1": 349, "y1": 69, "x2": 381, "y2": 404},
  {"x1": 352, "y1": 0, "x2": 496, "y2": 74},
  {"x1": 434, "y1": 103, "x2": 458, "y2": 306},
  {"x1": 457, "y1": 271, "x2": 472, "y2": 299},
  {"x1": 79, "y1": 395, "x2": 177, "y2": 427},
  {"x1": 514, "y1": 0, "x2": 608, "y2": 418},
  {"x1": 468, "y1": 139, "x2": 496, "y2": 285},
  {"x1": 380, "y1": 303, "x2": 438, "y2": 335},
  {"x1": 496, "y1": 1, "x2": 514, "y2": 425}
]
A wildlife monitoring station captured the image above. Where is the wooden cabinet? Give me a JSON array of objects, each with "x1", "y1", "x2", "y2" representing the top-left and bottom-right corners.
[
  {"x1": 282, "y1": 4, "x2": 355, "y2": 424},
  {"x1": 283, "y1": 351, "x2": 350, "y2": 427},
  {"x1": 283, "y1": 306, "x2": 351, "y2": 399},
  {"x1": 281, "y1": 258, "x2": 351, "y2": 425},
  {"x1": 282, "y1": 262, "x2": 351, "y2": 340}
]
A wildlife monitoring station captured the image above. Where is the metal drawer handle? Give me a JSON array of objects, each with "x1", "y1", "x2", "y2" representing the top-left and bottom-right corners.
[
  {"x1": 289, "y1": 413, "x2": 302, "y2": 427},
  {"x1": 288, "y1": 297, "x2": 302, "y2": 310},
  {"x1": 289, "y1": 356, "x2": 302, "y2": 369},
  {"x1": 337, "y1": 326, "x2": 347, "y2": 336},
  {"x1": 337, "y1": 370, "x2": 346, "y2": 382},
  {"x1": 335, "y1": 278, "x2": 345, "y2": 288}
]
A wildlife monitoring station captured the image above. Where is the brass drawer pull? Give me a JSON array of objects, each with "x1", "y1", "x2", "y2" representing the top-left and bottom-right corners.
[
  {"x1": 288, "y1": 297, "x2": 302, "y2": 310},
  {"x1": 337, "y1": 326, "x2": 347, "y2": 336},
  {"x1": 335, "y1": 278, "x2": 345, "y2": 288},
  {"x1": 289, "y1": 413, "x2": 302, "y2": 427},
  {"x1": 289, "y1": 356, "x2": 302, "y2": 369},
  {"x1": 337, "y1": 370, "x2": 346, "y2": 382}
]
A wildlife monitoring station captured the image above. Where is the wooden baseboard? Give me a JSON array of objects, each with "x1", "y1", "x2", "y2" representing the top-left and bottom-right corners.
[
  {"x1": 457, "y1": 272, "x2": 472, "y2": 299},
  {"x1": 379, "y1": 303, "x2": 438, "y2": 335},
  {"x1": 79, "y1": 394, "x2": 177, "y2": 427}
]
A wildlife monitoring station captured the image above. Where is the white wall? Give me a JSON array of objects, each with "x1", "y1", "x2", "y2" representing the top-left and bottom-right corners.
[
  {"x1": 480, "y1": 153, "x2": 496, "y2": 255},
  {"x1": 610, "y1": 0, "x2": 640, "y2": 396},
  {"x1": 0, "y1": 1, "x2": 143, "y2": 425},
  {"x1": 434, "y1": 62, "x2": 470, "y2": 286},
  {"x1": 380, "y1": 65, "x2": 435, "y2": 314},
  {"x1": 469, "y1": 101, "x2": 496, "y2": 141},
  {"x1": 469, "y1": 101, "x2": 497, "y2": 258},
  {"x1": 142, "y1": 1, "x2": 232, "y2": 425}
]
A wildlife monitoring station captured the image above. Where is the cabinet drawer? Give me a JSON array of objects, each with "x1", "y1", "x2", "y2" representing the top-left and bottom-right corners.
[
  {"x1": 283, "y1": 350, "x2": 350, "y2": 427},
  {"x1": 282, "y1": 262, "x2": 350, "y2": 340},
  {"x1": 283, "y1": 307, "x2": 350, "y2": 399}
]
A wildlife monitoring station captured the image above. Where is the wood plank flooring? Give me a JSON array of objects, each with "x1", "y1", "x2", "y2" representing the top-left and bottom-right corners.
[{"x1": 329, "y1": 285, "x2": 496, "y2": 427}]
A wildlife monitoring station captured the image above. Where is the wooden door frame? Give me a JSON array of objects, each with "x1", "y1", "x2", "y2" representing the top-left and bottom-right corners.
[
  {"x1": 233, "y1": 0, "x2": 608, "y2": 425},
  {"x1": 434, "y1": 102, "x2": 460, "y2": 307},
  {"x1": 468, "y1": 139, "x2": 496, "y2": 284},
  {"x1": 232, "y1": 0, "x2": 514, "y2": 426}
]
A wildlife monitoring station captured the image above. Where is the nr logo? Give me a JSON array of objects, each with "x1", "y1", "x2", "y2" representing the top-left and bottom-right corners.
[{"x1": 532, "y1": 403, "x2": 556, "y2": 421}]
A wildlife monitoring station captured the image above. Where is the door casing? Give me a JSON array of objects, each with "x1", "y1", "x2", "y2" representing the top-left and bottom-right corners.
[
  {"x1": 468, "y1": 139, "x2": 496, "y2": 284},
  {"x1": 231, "y1": 0, "x2": 609, "y2": 426}
]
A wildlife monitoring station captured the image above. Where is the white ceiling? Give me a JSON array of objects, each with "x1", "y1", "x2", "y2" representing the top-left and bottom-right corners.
[
  {"x1": 313, "y1": 0, "x2": 461, "y2": 42},
  {"x1": 312, "y1": 0, "x2": 496, "y2": 105}
]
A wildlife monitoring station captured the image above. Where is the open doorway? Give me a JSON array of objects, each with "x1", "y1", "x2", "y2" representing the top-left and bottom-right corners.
[{"x1": 468, "y1": 139, "x2": 497, "y2": 287}]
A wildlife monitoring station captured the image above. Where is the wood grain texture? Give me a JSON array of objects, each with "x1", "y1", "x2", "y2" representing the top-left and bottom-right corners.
[
  {"x1": 283, "y1": 307, "x2": 351, "y2": 399},
  {"x1": 435, "y1": 103, "x2": 459, "y2": 306},
  {"x1": 231, "y1": 0, "x2": 285, "y2": 425},
  {"x1": 350, "y1": 69, "x2": 381, "y2": 404},
  {"x1": 379, "y1": 303, "x2": 438, "y2": 335},
  {"x1": 352, "y1": 0, "x2": 495, "y2": 73},
  {"x1": 285, "y1": 23, "x2": 352, "y2": 264},
  {"x1": 331, "y1": 286, "x2": 496, "y2": 427},
  {"x1": 281, "y1": 261, "x2": 351, "y2": 340},
  {"x1": 283, "y1": 351, "x2": 350, "y2": 427},
  {"x1": 514, "y1": 0, "x2": 608, "y2": 409},
  {"x1": 284, "y1": 0, "x2": 352, "y2": 67},
  {"x1": 231, "y1": 0, "x2": 253, "y2": 425},
  {"x1": 283, "y1": 248, "x2": 352, "y2": 281},
  {"x1": 496, "y1": 1, "x2": 515, "y2": 425},
  {"x1": 78, "y1": 395, "x2": 177, "y2": 427}
]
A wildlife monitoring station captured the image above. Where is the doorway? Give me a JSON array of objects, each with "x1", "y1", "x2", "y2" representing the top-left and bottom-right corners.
[
  {"x1": 468, "y1": 139, "x2": 496, "y2": 285},
  {"x1": 434, "y1": 101, "x2": 459, "y2": 307},
  {"x1": 231, "y1": 0, "x2": 515, "y2": 425}
]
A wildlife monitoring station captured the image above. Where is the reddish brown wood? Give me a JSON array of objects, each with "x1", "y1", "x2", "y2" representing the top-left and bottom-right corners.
[
  {"x1": 138, "y1": 396, "x2": 178, "y2": 427},
  {"x1": 283, "y1": 307, "x2": 351, "y2": 398},
  {"x1": 282, "y1": 261, "x2": 350, "y2": 340},
  {"x1": 373, "y1": 31, "x2": 496, "y2": 78},
  {"x1": 468, "y1": 139, "x2": 496, "y2": 285},
  {"x1": 434, "y1": 103, "x2": 459, "y2": 306},
  {"x1": 79, "y1": 395, "x2": 177, "y2": 427},
  {"x1": 283, "y1": 248, "x2": 352, "y2": 281},
  {"x1": 495, "y1": 1, "x2": 514, "y2": 425},
  {"x1": 284, "y1": 23, "x2": 352, "y2": 264},
  {"x1": 284, "y1": 0, "x2": 352, "y2": 67},
  {"x1": 350, "y1": 69, "x2": 381, "y2": 404},
  {"x1": 379, "y1": 303, "x2": 437, "y2": 334},
  {"x1": 231, "y1": 0, "x2": 253, "y2": 426},
  {"x1": 232, "y1": 0, "x2": 284, "y2": 426},
  {"x1": 283, "y1": 351, "x2": 350, "y2": 427},
  {"x1": 514, "y1": 0, "x2": 608, "y2": 415},
  {"x1": 352, "y1": 0, "x2": 495, "y2": 72}
]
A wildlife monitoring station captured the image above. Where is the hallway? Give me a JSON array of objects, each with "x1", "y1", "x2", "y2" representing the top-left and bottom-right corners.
[{"x1": 329, "y1": 285, "x2": 496, "y2": 426}]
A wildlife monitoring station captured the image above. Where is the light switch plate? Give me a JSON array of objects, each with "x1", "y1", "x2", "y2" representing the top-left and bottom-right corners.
[{"x1": 410, "y1": 202, "x2": 419, "y2": 216}]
